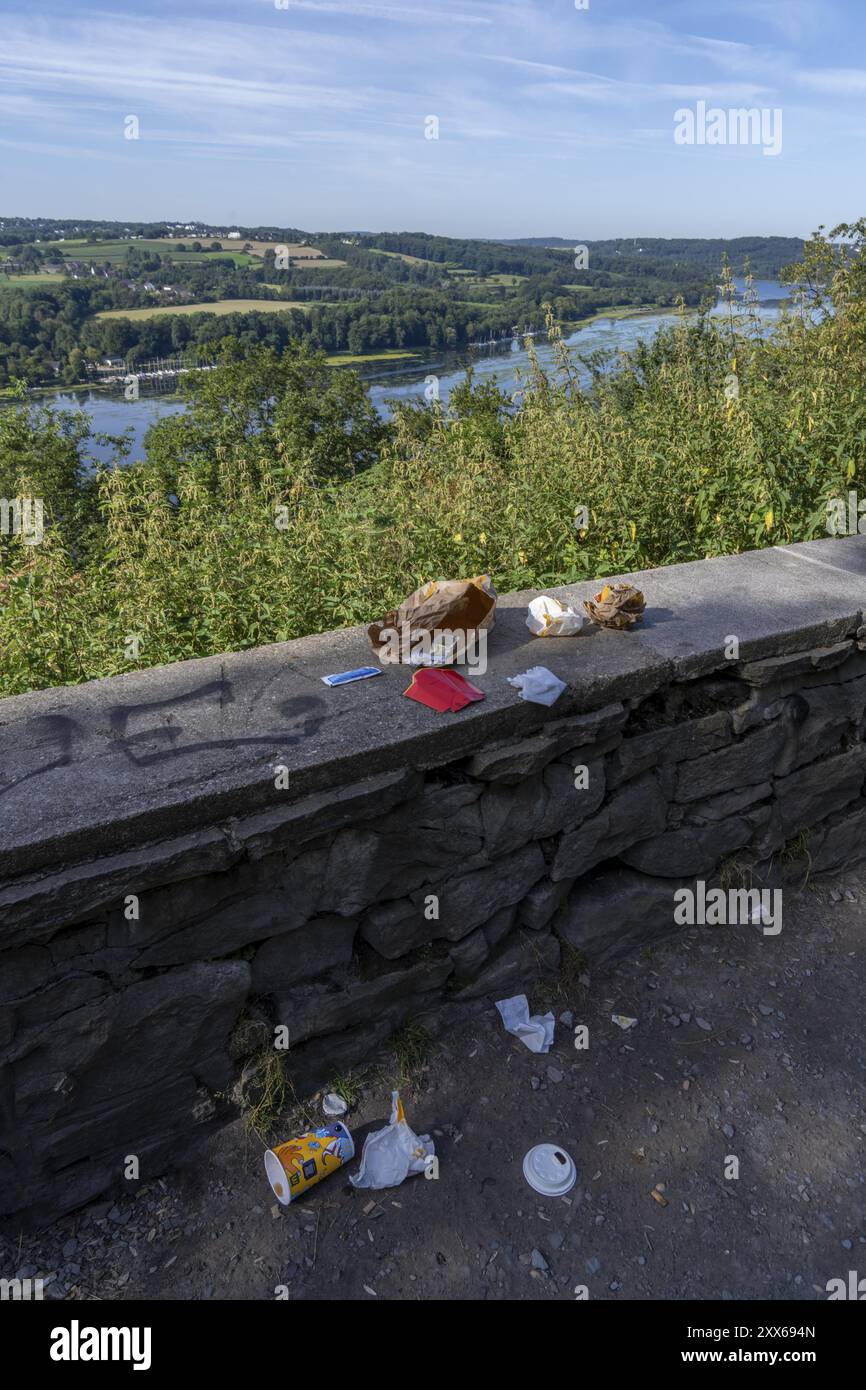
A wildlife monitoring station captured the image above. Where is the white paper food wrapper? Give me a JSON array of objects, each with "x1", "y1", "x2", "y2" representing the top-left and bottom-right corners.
[
  {"x1": 349, "y1": 1092, "x2": 435, "y2": 1190},
  {"x1": 526, "y1": 595, "x2": 586, "y2": 638}
]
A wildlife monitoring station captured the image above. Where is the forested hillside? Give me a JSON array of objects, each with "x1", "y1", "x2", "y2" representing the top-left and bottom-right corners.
[{"x1": 0, "y1": 220, "x2": 781, "y2": 386}]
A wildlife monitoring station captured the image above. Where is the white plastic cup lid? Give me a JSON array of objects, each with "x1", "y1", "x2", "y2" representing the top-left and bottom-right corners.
[{"x1": 523, "y1": 1144, "x2": 577, "y2": 1196}]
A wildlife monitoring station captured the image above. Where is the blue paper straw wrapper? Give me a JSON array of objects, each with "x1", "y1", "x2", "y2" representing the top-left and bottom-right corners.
[{"x1": 321, "y1": 666, "x2": 382, "y2": 687}]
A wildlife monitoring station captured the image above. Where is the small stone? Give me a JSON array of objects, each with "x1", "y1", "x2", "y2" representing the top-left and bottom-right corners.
[
  {"x1": 586, "y1": 1256, "x2": 601, "y2": 1274},
  {"x1": 637, "y1": 1255, "x2": 646, "y2": 1266},
  {"x1": 547, "y1": 1067, "x2": 564, "y2": 1084},
  {"x1": 548, "y1": 1231, "x2": 564, "y2": 1251},
  {"x1": 842, "y1": 1239, "x2": 853, "y2": 1250},
  {"x1": 559, "y1": 1011, "x2": 574, "y2": 1028},
  {"x1": 679, "y1": 1012, "x2": 691, "y2": 1024},
  {"x1": 758, "y1": 1004, "x2": 774, "y2": 1017},
  {"x1": 62, "y1": 1240, "x2": 78, "y2": 1259},
  {"x1": 530, "y1": 1249, "x2": 549, "y2": 1272},
  {"x1": 695, "y1": 1017, "x2": 712, "y2": 1032},
  {"x1": 530, "y1": 1076, "x2": 541, "y2": 1091},
  {"x1": 609, "y1": 1279, "x2": 622, "y2": 1291},
  {"x1": 722, "y1": 1123, "x2": 735, "y2": 1139}
]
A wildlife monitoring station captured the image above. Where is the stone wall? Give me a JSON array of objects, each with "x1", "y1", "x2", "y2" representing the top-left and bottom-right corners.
[{"x1": 2, "y1": 537, "x2": 865, "y2": 1226}]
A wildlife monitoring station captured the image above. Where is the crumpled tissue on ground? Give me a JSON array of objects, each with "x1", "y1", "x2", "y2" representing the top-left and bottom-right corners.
[
  {"x1": 507, "y1": 666, "x2": 567, "y2": 706},
  {"x1": 495, "y1": 994, "x2": 556, "y2": 1053}
]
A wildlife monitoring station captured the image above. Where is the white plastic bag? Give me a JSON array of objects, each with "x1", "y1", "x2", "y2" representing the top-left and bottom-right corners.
[
  {"x1": 349, "y1": 1092, "x2": 435, "y2": 1190},
  {"x1": 526, "y1": 595, "x2": 586, "y2": 638}
]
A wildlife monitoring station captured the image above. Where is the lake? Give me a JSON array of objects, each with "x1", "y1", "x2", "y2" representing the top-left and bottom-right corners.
[{"x1": 13, "y1": 280, "x2": 789, "y2": 465}]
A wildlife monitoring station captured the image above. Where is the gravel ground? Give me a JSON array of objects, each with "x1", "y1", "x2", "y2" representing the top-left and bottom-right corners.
[{"x1": 4, "y1": 867, "x2": 865, "y2": 1302}]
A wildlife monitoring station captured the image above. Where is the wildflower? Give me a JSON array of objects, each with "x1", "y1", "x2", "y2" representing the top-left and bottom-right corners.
[
  {"x1": 479, "y1": 532, "x2": 487, "y2": 544},
  {"x1": 764, "y1": 509, "x2": 774, "y2": 531},
  {"x1": 453, "y1": 533, "x2": 462, "y2": 543},
  {"x1": 518, "y1": 550, "x2": 527, "y2": 565}
]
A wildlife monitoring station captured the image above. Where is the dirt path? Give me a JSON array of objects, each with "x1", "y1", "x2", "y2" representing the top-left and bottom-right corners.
[{"x1": 5, "y1": 869, "x2": 865, "y2": 1302}]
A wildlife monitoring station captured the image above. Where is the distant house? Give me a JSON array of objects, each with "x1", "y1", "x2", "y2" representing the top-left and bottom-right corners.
[
  {"x1": 97, "y1": 357, "x2": 126, "y2": 372},
  {"x1": 227, "y1": 231, "x2": 242, "y2": 240},
  {"x1": 143, "y1": 282, "x2": 156, "y2": 291}
]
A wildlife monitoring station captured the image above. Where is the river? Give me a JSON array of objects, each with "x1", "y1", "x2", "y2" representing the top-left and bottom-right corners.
[{"x1": 15, "y1": 279, "x2": 789, "y2": 465}]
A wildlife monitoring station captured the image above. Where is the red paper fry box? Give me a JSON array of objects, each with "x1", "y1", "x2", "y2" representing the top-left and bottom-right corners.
[{"x1": 403, "y1": 668, "x2": 486, "y2": 712}]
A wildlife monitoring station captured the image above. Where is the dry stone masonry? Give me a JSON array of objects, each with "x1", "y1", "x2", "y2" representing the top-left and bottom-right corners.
[{"x1": 1, "y1": 536, "x2": 865, "y2": 1226}]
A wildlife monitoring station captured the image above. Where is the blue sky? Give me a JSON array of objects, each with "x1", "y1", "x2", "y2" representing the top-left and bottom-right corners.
[{"x1": 1, "y1": 0, "x2": 865, "y2": 237}]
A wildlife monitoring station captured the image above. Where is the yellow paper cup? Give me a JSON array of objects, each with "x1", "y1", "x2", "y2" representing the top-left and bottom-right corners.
[{"x1": 264, "y1": 1122, "x2": 354, "y2": 1205}]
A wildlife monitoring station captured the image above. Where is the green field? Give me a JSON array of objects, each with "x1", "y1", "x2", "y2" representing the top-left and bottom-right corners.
[
  {"x1": 324, "y1": 348, "x2": 420, "y2": 365},
  {"x1": 44, "y1": 239, "x2": 259, "y2": 267},
  {"x1": 96, "y1": 299, "x2": 310, "y2": 321},
  {"x1": 469, "y1": 273, "x2": 527, "y2": 287},
  {"x1": 577, "y1": 303, "x2": 672, "y2": 325},
  {"x1": 0, "y1": 273, "x2": 65, "y2": 290},
  {"x1": 370, "y1": 248, "x2": 437, "y2": 267}
]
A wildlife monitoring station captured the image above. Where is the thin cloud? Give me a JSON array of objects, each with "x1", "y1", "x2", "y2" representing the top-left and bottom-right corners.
[{"x1": 796, "y1": 68, "x2": 866, "y2": 94}]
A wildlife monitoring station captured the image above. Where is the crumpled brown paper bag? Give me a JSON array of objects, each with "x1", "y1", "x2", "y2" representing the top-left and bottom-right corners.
[
  {"x1": 368, "y1": 574, "x2": 496, "y2": 664},
  {"x1": 583, "y1": 583, "x2": 645, "y2": 630}
]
